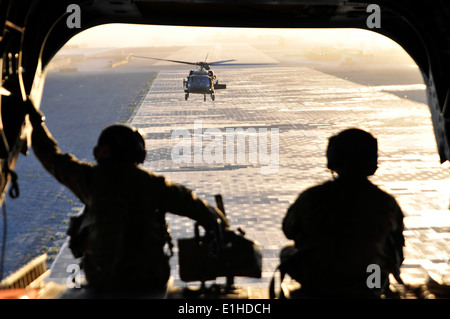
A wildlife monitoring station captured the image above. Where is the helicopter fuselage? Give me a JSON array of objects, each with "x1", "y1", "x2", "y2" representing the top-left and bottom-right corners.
[
  {"x1": 186, "y1": 71, "x2": 213, "y2": 94},
  {"x1": 130, "y1": 54, "x2": 231, "y2": 101},
  {"x1": 184, "y1": 69, "x2": 224, "y2": 101}
]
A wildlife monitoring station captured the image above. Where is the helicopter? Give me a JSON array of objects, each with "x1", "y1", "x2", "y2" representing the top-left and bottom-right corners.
[{"x1": 130, "y1": 54, "x2": 237, "y2": 101}]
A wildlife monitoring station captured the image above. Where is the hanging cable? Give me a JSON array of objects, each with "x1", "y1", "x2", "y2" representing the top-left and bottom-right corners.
[
  {"x1": 0, "y1": 165, "x2": 19, "y2": 282},
  {"x1": 0, "y1": 3, "x2": 70, "y2": 283},
  {"x1": 0, "y1": 199, "x2": 7, "y2": 282}
]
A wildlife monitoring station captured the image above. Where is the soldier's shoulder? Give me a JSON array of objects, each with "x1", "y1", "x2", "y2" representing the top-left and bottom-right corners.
[
  {"x1": 135, "y1": 167, "x2": 181, "y2": 189},
  {"x1": 370, "y1": 182, "x2": 396, "y2": 199},
  {"x1": 305, "y1": 180, "x2": 335, "y2": 192},
  {"x1": 369, "y1": 182, "x2": 401, "y2": 210},
  {"x1": 300, "y1": 180, "x2": 336, "y2": 199}
]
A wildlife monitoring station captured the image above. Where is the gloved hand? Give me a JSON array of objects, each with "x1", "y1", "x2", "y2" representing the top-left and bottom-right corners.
[
  {"x1": 24, "y1": 98, "x2": 45, "y2": 126},
  {"x1": 210, "y1": 206, "x2": 229, "y2": 229}
]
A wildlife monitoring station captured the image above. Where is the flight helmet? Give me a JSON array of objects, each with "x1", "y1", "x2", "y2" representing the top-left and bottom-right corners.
[
  {"x1": 326, "y1": 128, "x2": 378, "y2": 176},
  {"x1": 94, "y1": 124, "x2": 146, "y2": 164}
]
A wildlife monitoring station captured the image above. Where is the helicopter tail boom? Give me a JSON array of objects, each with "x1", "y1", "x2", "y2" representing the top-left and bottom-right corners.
[{"x1": 214, "y1": 83, "x2": 227, "y2": 90}]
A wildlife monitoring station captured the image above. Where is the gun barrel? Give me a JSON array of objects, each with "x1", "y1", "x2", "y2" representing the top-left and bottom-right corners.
[{"x1": 215, "y1": 194, "x2": 226, "y2": 216}]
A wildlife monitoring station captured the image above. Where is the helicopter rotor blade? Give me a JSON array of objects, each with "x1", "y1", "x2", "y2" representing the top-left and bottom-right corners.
[
  {"x1": 208, "y1": 59, "x2": 237, "y2": 65},
  {"x1": 130, "y1": 54, "x2": 198, "y2": 66},
  {"x1": 0, "y1": 86, "x2": 11, "y2": 96},
  {"x1": 210, "y1": 62, "x2": 277, "y2": 67},
  {"x1": 130, "y1": 54, "x2": 277, "y2": 68}
]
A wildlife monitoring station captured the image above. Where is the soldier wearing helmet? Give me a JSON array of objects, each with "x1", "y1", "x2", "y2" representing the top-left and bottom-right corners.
[
  {"x1": 281, "y1": 128, "x2": 404, "y2": 298},
  {"x1": 26, "y1": 100, "x2": 228, "y2": 293}
]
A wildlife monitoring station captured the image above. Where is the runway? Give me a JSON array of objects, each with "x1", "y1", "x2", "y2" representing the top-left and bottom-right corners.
[
  {"x1": 128, "y1": 66, "x2": 450, "y2": 288},
  {"x1": 44, "y1": 46, "x2": 450, "y2": 291}
]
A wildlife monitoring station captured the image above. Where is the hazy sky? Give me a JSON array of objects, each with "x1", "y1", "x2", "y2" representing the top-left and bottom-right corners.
[{"x1": 66, "y1": 24, "x2": 401, "y2": 50}]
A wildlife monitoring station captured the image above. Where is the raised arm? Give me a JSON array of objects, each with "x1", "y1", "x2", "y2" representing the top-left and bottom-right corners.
[
  {"x1": 25, "y1": 99, "x2": 92, "y2": 203},
  {"x1": 153, "y1": 175, "x2": 229, "y2": 231}
]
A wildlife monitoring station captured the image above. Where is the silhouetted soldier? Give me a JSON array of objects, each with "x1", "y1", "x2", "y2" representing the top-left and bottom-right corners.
[
  {"x1": 281, "y1": 128, "x2": 404, "y2": 298},
  {"x1": 25, "y1": 100, "x2": 228, "y2": 293}
]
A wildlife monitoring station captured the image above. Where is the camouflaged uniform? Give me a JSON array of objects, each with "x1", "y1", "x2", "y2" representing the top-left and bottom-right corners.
[
  {"x1": 282, "y1": 177, "x2": 405, "y2": 297},
  {"x1": 31, "y1": 122, "x2": 225, "y2": 291}
]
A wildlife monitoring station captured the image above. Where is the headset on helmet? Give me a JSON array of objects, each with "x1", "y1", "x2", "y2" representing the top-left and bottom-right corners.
[
  {"x1": 94, "y1": 124, "x2": 146, "y2": 164},
  {"x1": 326, "y1": 128, "x2": 378, "y2": 176}
]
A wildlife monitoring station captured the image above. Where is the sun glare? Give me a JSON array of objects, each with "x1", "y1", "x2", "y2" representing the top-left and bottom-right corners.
[{"x1": 66, "y1": 24, "x2": 401, "y2": 52}]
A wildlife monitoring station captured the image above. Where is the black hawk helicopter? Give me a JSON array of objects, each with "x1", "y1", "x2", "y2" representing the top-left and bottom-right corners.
[{"x1": 131, "y1": 54, "x2": 237, "y2": 101}]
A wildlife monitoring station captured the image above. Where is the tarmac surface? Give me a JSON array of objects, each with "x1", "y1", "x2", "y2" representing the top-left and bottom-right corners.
[
  {"x1": 45, "y1": 50, "x2": 450, "y2": 294},
  {"x1": 1, "y1": 71, "x2": 155, "y2": 277}
]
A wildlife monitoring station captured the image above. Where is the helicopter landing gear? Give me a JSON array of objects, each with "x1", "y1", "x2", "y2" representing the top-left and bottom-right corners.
[
  {"x1": 211, "y1": 94, "x2": 215, "y2": 101},
  {"x1": 185, "y1": 93, "x2": 189, "y2": 100}
]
